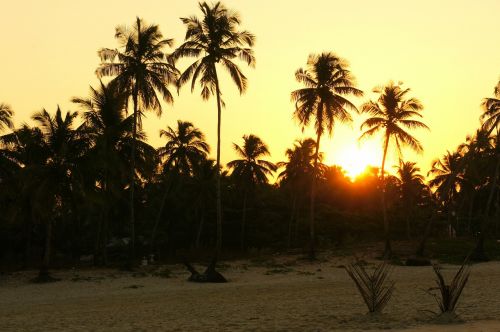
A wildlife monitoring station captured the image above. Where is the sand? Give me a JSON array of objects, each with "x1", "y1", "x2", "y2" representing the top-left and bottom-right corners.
[{"x1": 1, "y1": 255, "x2": 500, "y2": 331}]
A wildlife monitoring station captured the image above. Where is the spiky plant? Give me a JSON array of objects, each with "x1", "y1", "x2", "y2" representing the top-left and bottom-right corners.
[
  {"x1": 428, "y1": 262, "x2": 471, "y2": 315},
  {"x1": 345, "y1": 261, "x2": 395, "y2": 313}
]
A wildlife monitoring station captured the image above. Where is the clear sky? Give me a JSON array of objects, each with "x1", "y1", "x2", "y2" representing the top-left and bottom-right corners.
[{"x1": 1, "y1": 0, "x2": 499, "y2": 178}]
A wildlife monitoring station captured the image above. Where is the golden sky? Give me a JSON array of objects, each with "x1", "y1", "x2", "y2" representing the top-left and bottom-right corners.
[{"x1": 1, "y1": 0, "x2": 499, "y2": 178}]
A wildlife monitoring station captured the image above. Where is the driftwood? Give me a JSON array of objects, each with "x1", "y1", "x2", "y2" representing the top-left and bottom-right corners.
[{"x1": 183, "y1": 258, "x2": 227, "y2": 283}]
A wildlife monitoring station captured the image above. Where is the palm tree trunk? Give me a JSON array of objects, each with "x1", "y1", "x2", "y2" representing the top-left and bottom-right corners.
[
  {"x1": 195, "y1": 211, "x2": 205, "y2": 249},
  {"x1": 129, "y1": 87, "x2": 138, "y2": 264},
  {"x1": 39, "y1": 219, "x2": 52, "y2": 279},
  {"x1": 405, "y1": 198, "x2": 413, "y2": 240},
  {"x1": 150, "y1": 179, "x2": 173, "y2": 252},
  {"x1": 416, "y1": 213, "x2": 435, "y2": 257},
  {"x1": 380, "y1": 134, "x2": 392, "y2": 259},
  {"x1": 214, "y1": 66, "x2": 223, "y2": 262},
  {"x1": 309, "y1": 130, "x2": 321, "y2": 260},
  {"x1": 241, "y1": 189, "x2": 248, "y2": 251},
  {"x1": 472, "y1": 153, "x2": 500, "y2": 261},
  {"x1": 287, "y1": 193, "x2": 297, "y2": 249}
]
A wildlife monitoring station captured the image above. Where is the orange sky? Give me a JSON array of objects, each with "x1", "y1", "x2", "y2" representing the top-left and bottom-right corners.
[{"x1": 1, "y1": 0, "x2": 499, "y2": 179}]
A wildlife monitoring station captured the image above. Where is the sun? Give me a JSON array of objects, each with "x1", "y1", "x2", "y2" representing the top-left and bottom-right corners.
[{"x1": 328, "y1": 142, "x2": 381, "y2": 181}]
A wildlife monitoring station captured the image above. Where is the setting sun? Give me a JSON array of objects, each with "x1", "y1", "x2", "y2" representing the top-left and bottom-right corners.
[{"x1": 327, "y1": 141, "x2": 382, "y2": 181}]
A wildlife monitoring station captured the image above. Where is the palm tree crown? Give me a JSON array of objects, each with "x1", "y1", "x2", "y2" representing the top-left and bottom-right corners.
[
  {"x1": 481, "y1": 80, "x2": 500, "y2": 134},
  {"x1": 172, "y1": 1, "x2": 255, "y2": 100},
  {"x1": 291, "y1": 52, "x2": 363, "y2": 137},
  {"x1": 227, "y1": 134, "x2": 276, "y2": 186},
  {"x1": 0, "y1": 103, "x2": 14, "y2": 132},
  {"x1": 360, "y1": 82, "x2": 428, "y2": 155},
  {"x1": 96, "y1": 17, "x2": 178, "y2": 117},
  {"x1": 158, "y1": 120, "x2": 210, "y2": 175}
]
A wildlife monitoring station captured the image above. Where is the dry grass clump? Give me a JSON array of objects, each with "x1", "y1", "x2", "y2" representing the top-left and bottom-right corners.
[
  {"x1": 345, "y1": 261, "x2": 395, "y2": 313},
  {"x1": 428, "y1": 261, "x2": 471, "y2": 317}
]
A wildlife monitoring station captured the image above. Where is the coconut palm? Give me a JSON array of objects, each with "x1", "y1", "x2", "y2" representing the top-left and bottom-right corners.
[
  {"x1": 277, "y1": 138, "x2": 317, "y2": 247},
  {"x1": 359, "y1": 82, "x2": 428, "y2": 258},
  {"x1": 96, "y1": 17, "x2": 179, "y2": 260},
  {"x1": 172, "y1": 2, "x2": 255, "y2": 261},
  {"x1": 30, "y1": 107, "x2": 86, "y2": 280},
  {"x1": 394, "y1": 160, "x2": 425, "y2": 239},
  {"x1": 0, "y1": 103, "x2": 14, "y2": 132},
  {"x1": 481, "y1": 80, "x2": 500, "y2": 134},
  {"x1": 472, "y1": 80, "x2": 500, "y2": 260},
  {"x1": 227, "y1": 134, "x2": 276, "y2": 249},
  {"x1": 152, "y1": 121, "x2": 210, "y2": 249},
  {"x1": 73, "y1": 82, "x2": 154, "y2": 264},
  {"x1": 158, "y1": 120, "x2": 210, "y2": 175},
  {"x1": 291, "y1": 52, "x2": 362, "y2": 259}
]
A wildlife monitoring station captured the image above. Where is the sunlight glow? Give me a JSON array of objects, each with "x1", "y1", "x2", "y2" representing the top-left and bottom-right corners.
[{"x1": 329, "y1": 142, "x2": 381, "y2": 181}]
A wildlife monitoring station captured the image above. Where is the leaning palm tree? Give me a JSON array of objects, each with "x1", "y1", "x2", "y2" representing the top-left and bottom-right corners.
[
  {"x1": 172, "y1": 2, "x2": 255, "y2": 262},
  {"x1": 291, "y1": 52, "x2": 362, "y2": 259},
  {"x1": 227, "y1": 134, "x2": 276, "y2": 249},
  {"x1": 359, "y1": 81, "x2": 428, "y2": 258},
  {"x1": 0, "y1": 103, "x2": 14, "y2": 131},
  {"x1": 96, "y1": 17, "x2": 179, "y2": 261},
  {"x1": 394, "y1": 160, "x2": 425, "y2": 239}
]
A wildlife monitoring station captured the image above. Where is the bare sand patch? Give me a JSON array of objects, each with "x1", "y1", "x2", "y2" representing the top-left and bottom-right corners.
[{"x1": 1, "y1": 257, "x2": 500, "y2": 331}]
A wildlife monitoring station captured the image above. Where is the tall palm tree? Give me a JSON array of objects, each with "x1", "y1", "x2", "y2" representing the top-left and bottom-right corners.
[
  {"x1": 152, "y1": 120, "x2": 210, "y2": 249},
  {"x1": 394, "y1": 160, "x2": 425, "y2": 239},
  {"x1": 227, "y1": 134, "x2": 276, "y2": 249},
  {"x1": 172, "y1": 2, "x2": 255, "y2": 261},
  {"x1": 0, "y1": 103, "x2": 14, "y2": 132},
  {"x1": 359, "y1": 82, "x2": 428, "y2": 258},
  {"x1": 291, "y1": 52, "x2": 362, "y2": 259},
  {"x1": 96, "y1": 17, "x2": 179, "y2": 260}
]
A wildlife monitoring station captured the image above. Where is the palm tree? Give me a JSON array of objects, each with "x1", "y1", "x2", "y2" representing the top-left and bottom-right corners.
[
  {"x1": 172, "y1": 2, "x2": 255, "y2": 261},
  {"x1": 359, "y1": 82, "x2": 428, "y2": 258},
  {"x1": 72, "y1": 81, "x2": 147, "y2": 264},
  {"x1": 481, "y1": 80, "x2": 500, "y2": 134},
  {"x1": 31, "y1": 107, "x2": 86, "y2": 280},
  {"x1": 227, "y1": 134, "x2": 276, "y2": 249},
  {"x1": 394, "y1": 160, "x2": 425, "y2": 239},
  {"x1": 152, "y1": 120, "x2": 210, "y2": 250},
  {"x1": 291, "y1": 52, "x2": 362, "y2": 259},
  {"x1": 277, "y1": 138, "x2": 316, "y2": 248},
  {"x1": 0, "y1": 103, "x2": 14, "y2": 132},
  {"x1": 96, "y1": 17, "x2": 179, "y2": 261},
  {"x1": 158, "y1": 120, "x2": 210, "y2": 175},
  {"x1": 472, "y1": 80, "x2": 500, "y2": 260}
]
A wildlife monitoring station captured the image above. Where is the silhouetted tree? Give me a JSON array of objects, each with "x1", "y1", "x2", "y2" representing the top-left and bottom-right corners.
[
  {"x1": 291, "y1": 52, "x2": 362, "y2": 259},
  {"x1": 360, "y1": 81, "x2": 428, "y2": 258},
  {"x1": 173, "y1": 1, "x2": 255, "y2": 263},
  {"x1": 96, "y1": 17, "x2": 178, "y2": 262},
  {"x1": 227, "y1": 134, "x2": 276, "y2": 249}
]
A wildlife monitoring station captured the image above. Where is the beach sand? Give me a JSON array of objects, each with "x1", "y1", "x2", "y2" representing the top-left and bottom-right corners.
[{"x1": 1, "y1": 255, "x2": 500, "y2": 331}]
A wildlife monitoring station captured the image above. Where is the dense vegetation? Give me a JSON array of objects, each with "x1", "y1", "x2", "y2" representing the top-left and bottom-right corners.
[{"x1": 0, "y1": 2, "x2": 499, "y2": 277}]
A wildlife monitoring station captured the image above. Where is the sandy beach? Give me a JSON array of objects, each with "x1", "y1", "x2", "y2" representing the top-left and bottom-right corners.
[{"x1": 1, "y1": 256, "x2": 500, "y2": 331}]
